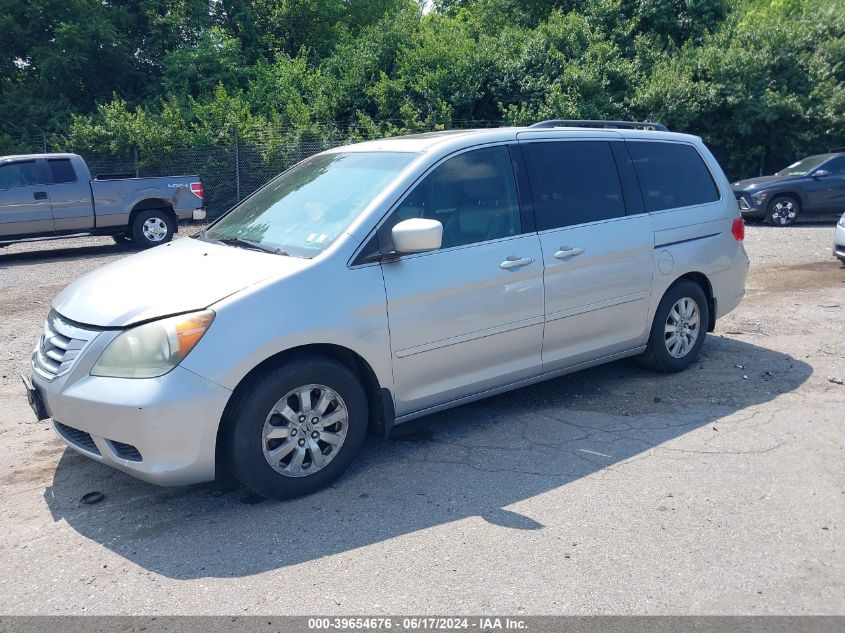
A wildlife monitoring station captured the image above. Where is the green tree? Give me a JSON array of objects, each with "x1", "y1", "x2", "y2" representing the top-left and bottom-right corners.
[
  {"x1": 634, "y1": 0, "x2": 845, "y2": 177},
  {"x1": 5, "y1": 0, "x2": 843, "y2": 184},
  {"x1": 0, "y1": 0, "x2": 149, "y2": 135}
]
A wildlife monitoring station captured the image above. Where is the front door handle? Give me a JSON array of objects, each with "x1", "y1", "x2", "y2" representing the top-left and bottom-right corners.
[
  {"x1": 33, "y1": 191, "x2": 48, "y2": 200},
  {"x1": 500, "y1": 255, "x2": 535, "y2": 270},
  {"x1": 554, "y1": 246, "x2": 585, "y2": 259}
]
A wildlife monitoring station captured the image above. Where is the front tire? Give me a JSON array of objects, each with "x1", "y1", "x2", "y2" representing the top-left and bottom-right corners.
[
  {"x1": 641, "y1": 280, "x2": 709, "y2": 373},
  {"x1": 225, "y1": 356, "x2": 368, "y2": 500},
  {"x1": 766, "y1": 196, "x2": 800, "y2": 226},
  {"x1": 131, "y1": 209, "x2": 175, "y2": 248}
]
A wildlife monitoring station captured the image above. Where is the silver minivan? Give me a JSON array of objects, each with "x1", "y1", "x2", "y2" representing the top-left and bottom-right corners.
[{"x1": 27, "y1": 121, "x2": 749, "y2": 499}]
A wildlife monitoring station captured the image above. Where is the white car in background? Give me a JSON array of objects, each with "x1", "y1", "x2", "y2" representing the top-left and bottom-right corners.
[{"x1": 834, "y1": 212, "x2": 845, "y2": 263}]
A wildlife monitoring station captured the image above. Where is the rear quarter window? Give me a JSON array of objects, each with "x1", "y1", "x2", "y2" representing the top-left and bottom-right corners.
[
  {"x1": 627, "y1": 141, "x2": 719, "y2": 212},
  {"x1": 47, "y1": 159, "x2": 77, "y2": 184}
]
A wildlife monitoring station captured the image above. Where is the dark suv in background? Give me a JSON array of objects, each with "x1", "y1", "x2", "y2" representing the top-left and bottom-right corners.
[{"x1": 732, "y1": 149, "x2": 845, "y2": 225}]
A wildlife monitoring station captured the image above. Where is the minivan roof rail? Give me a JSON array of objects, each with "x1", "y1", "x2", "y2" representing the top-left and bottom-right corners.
[{"x1": 529, "y1": 119, "x2": 669, "y2": 132}]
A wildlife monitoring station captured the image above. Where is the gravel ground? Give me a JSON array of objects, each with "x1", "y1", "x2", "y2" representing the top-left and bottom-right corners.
[{"x1": 0, "y1": 219, "x2": 843, "y2": 615}]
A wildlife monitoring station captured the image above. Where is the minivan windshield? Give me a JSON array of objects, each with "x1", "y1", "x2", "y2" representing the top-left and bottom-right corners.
[
  {"x1": 204, "y1": 151, "x2": 416, "y2": 257},
  {"x1": 776, "y1": 155, "x2": 828, "y2": 177}
]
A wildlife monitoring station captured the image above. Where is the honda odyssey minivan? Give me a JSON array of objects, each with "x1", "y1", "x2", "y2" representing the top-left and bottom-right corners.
[{"x1": 27, "y1": 121, "x2": 749, "y2": 499}]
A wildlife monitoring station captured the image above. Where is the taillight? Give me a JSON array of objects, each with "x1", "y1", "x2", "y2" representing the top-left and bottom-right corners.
[
  {"x1": 731, "y1": 217, "x2": 745, "y2": 241},
  {"x1": 190, "y1": 182, "x2": 204, "y2": 199}
]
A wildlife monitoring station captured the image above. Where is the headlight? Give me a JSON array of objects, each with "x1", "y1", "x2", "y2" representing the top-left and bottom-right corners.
[
  {"x1": 91, "y1": 310, "x2": 214, "y2": 378},
  {"x1": 839, "y1": 213, "x2": 845, "y2": 227},
  {"x1": 752, "y1": 190, "x2": 768, "y2": 202}
]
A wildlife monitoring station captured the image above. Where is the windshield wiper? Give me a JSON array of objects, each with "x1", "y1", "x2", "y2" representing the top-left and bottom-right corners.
[{"x1": 197, "y1": 232, "x2": 288, "y2": 255}]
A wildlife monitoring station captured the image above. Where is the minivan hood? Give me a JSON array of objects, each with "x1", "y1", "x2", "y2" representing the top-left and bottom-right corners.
[{"x1": 53, "y1": 237, "x2": 304, "y2": 327}]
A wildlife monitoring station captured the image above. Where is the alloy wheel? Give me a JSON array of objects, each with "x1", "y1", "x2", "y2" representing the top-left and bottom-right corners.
[{"x1": 770, "y1": 200, "x2": 797, "y2": 225}]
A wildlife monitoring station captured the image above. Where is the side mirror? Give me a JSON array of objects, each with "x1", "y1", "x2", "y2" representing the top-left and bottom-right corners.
[
  {"x1": 813, "y1": 169, "x2": 830, "y2": 179},
  {"x1": 391, "y1": 218, "x2": 443, "y2": 254}
]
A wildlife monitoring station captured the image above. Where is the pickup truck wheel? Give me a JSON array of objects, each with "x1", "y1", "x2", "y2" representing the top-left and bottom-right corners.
[
  {"x1": 225, "y1": 356, "x2": 368, "y2": 500},
  {"x1": 132, "y1": 209, "x2": 175, "y2": 247}
]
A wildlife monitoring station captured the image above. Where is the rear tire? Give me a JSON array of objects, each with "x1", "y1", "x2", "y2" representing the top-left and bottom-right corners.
[
  {"x1": 641, "y1": 280, "x2": 709, "y2": 373},
  {"x1": 765, "y1": 196, "x2": 800, "y2": 226},
  {"x1": 131, "y1": 209, "x2": 175, "y2": 248},
  {"x1": 225, "y1": 355, "x2": 368, "y2": 500}
]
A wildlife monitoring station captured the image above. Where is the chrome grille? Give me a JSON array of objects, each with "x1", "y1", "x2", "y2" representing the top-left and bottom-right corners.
[{"x1": 33, "y1": 311, "x2": 100, "y2": 380}]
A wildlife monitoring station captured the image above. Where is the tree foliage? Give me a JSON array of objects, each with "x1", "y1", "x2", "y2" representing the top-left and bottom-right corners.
[{"x1": 1, "y1": 0, "x2": 843, "y2": 178}]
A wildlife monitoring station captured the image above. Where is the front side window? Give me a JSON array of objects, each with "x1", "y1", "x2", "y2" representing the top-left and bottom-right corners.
[
  {"x1": 205, "y1": 152, "x2": 416, "y2": 258},
  {"x1": 388, "y1": 145, "x2": 521, "y2": 249},
  {"x1": 522, "y1": 141, "x2": 625, "y2": 230},
  {"x1": 628, "y1": 141, "x2": 719, "y2": 212},
  {"x1": 821, "y1": 156, "x2": 845, "y2": 174},
  {"x1": 0, "y1": 161, "x2": 44, "y2": 190}
]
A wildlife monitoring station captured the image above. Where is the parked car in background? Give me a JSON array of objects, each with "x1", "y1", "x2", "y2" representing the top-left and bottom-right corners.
[
  {"x1": 26, "y1": 121, "x2": 748, "y2": 499},
  {"x1": 0, "y1": 153, "x2": 206, "y2": 249},
  {"x1": 732, "y1": 149, "x2": 845, "y2": 226},
  {"x1": 834, "y1": 212, "x2": 845, "y2": 263}
]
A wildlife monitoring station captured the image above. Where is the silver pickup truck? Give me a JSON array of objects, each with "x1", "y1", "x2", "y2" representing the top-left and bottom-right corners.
[{"x1": 0, "y1": 153, "x2": 206, "y2": 249}]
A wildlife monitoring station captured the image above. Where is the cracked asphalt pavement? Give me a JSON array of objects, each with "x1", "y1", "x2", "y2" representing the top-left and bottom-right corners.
[{"x1": 0, "y1": 221, "x2": 843, "y2": 614}]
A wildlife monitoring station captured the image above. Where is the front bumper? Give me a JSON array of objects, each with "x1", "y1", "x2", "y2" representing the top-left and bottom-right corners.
[
  {"x1": 33, "y1": 363, "x2": 231, "y2": 485},
  {"x1": 734, "y1": 192, "x2": 766, "y2": 218},
  {"x1": 834, "y1": 223, "x2": 845, "y2": 261}
]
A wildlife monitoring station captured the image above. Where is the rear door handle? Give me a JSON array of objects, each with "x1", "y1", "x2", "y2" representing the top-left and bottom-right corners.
[
  {"x1": 33, "y1": 191, "x2": 48, "y2": 200},
  {"x1": 554, "y1": 246, "x2": 585, "y2": 259},
  {"x1": 500, "y1": 255, "x2": 535, "y2": 270}
]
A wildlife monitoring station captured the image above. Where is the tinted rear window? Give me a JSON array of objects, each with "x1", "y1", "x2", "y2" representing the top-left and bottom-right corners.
[
  {"x1": 48, "y1": 159, "x2": 77, "y2": 184},
  {"x1": 627, "y1": 141, "x2": 719, "y2": 212},
  {"x1": 523, "y1": 141, "x2": 625, "y2": 230}
]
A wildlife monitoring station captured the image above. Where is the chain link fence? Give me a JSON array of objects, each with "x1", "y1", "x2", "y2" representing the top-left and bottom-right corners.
[{"x1": 0, "y1": 121, "x2": 510, "y2": 219}]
